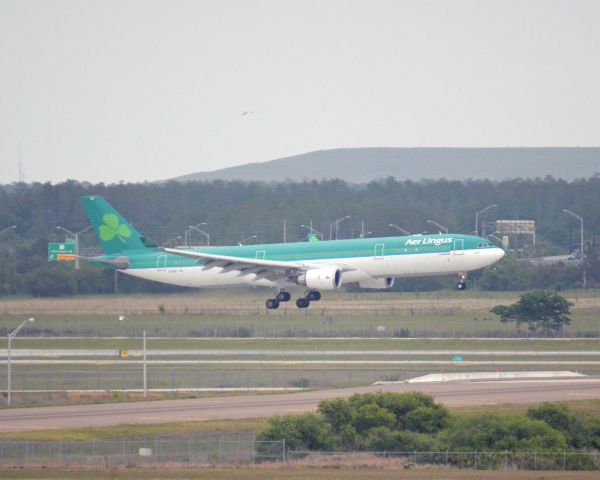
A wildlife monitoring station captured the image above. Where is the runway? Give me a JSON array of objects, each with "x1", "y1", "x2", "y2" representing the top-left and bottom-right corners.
[{"x1": 1, "y1": 378, "x2": 599, "y2": 432}]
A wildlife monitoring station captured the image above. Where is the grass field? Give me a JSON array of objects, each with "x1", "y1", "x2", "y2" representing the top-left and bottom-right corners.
[
  {"x1": 1, "y1": 466, "x2": 598, "y2": 479},
  {"x1": 4, "y1": 336, "x2": 600, "y2": 350},
  {"x1": 2, "y1": 290, "x2": 600, "y2": 339}
]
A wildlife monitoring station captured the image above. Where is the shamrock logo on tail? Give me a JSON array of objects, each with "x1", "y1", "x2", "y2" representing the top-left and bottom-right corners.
[{"x1": 99, "y1": 213, "x2": 132, "y2": 243}]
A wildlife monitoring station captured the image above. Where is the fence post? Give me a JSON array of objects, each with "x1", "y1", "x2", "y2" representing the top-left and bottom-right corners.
[
  {"x1": 188, "y1": 438, "x2": 192, "y2": 465},
  {"x1": 534, "y1": 451, "x2": 537, "y2": 470},
  {"x1": 474, "y1": 450, "x2": 477, "y2": 469},
  {"x1": 445, "y1": 450, "x2": 448, "y2": 466},
  {"x1": 563, "y1": 450, "x2": 566, "y2": 470},
  {"x1": 282, "y1": 439, "x2": 286, "y2": 463},
  {"x1": 122, "y1": 439, "x2": 125, "y2": 466},
  {"x1": 251, "y1": 438, "x2": 255, "y2": 465}
]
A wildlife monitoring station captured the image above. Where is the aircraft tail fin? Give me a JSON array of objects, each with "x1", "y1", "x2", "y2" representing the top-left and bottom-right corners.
[{"x1": 80, "y1": 195, "x2": 156, "y2": 255}]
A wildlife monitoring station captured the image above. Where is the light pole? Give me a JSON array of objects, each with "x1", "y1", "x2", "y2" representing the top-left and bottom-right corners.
[
  {"x1": 475, "y1": 204, "x2": 497, "y2": 237},
  {"x1": 426, "y1": 220, "x2": 449, "y2": 234},
  {"x1": 55, "y1": 225, "x2": 93, "y2": 270},
  {"x1": 359, "y1": 231, "x2": 372, "y2": 238},
  {"x1": 7, "y1": 317, "x2": 34, "y2": 406},
  {"x1": 334, "y1": 216, "x2": 351, "y2": 240},
  {"x1": 187, "y1": 223, "x2": 209, "y2": 247},
  {"x1": 238, "y1": 235, "x2": 257, "y2": 246},
  {"x1": 389, "y1": 224, "x2": 411, "y2": 235},
  {"x1": 118, "y1": 316, "x2": 147, "y2": 398},
  {"x1": 563, "y1": 209, "x2": 586, "y2": 288},
  {"x1": 300, "y1": 224, "x2": 323, "y2": 241},
  {"x1": 162, "y1": 235, "x2": 182, "y2": 247},
  {"x1": 0, "y1": 225, "x2": 16, "y2": 236}
]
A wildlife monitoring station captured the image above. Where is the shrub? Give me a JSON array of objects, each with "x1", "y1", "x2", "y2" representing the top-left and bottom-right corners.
[
  {"x1": 256, "y1": 413, "x2": 336, "y2": 450},
  {"x1": 364, "y1": 427, "x2": 435, "y2": 452}
]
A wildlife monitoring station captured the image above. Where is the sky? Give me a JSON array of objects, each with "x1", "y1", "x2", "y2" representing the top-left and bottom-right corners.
[{"x1": 1, "y1": 0, "x2": 599, "y2": 184}]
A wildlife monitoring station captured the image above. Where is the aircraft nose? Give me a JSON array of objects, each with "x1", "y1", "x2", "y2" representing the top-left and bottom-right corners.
[{"x1": 494, "y1": 247, "x2": 505, "y2": 261}]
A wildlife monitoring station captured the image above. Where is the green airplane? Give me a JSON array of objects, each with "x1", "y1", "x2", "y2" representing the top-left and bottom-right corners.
[{"x1": 81, "y1": 195, "x2": 504, "y2": 308}]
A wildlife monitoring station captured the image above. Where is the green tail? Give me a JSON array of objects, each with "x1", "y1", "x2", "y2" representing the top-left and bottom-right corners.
[{"x1": 81, "y1": 195, "x2": 156, "y2": 255}]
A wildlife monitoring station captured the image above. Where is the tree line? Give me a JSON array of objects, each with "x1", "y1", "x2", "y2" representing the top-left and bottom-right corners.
[{"x1": 0, "y1": 176, "x2": 599, "y2": 296}]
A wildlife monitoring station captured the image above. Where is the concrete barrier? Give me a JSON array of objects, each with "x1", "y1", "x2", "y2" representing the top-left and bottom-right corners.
[{"x1": 386, "y1": 370, "x2": 588, "y2": 384}]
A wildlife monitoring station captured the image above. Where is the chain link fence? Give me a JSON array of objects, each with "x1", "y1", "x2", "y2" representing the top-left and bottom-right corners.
[
  {"x1": 0, "y1": 435, "x2": 284, "y2": 468},
  {"x1": 1, "y1": 441, "x2": 598, "y2": 470},
  {"x1": 287, "y1": 450, "x2": 600, "y2": 470}
]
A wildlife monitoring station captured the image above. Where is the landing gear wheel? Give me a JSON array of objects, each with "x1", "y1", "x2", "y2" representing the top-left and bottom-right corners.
[
  {"x1": 266, "y1": 298, "x2": 280, "y2": 309},
  {"x1": 276, "y1": 291, "x2": 291, "y2": 302},
  {"x1": 307, "y1": 290, "x2": 321, "y2": 301},
  {"x1": 456, "y1": 281, "x2": 466, "y2": 291},
  {"x1": 296, "y1": 297, "x2": 310, "y2": 309}
]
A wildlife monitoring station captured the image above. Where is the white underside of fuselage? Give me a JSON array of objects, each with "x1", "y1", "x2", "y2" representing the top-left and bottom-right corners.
[{"x1": 123, "y1": 248, "x2": 503, "y2": 289}]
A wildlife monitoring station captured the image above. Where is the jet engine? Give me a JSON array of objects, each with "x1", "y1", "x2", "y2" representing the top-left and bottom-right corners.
[
  {"x1": 297, "y1": 267, "x2": 342, "y2": 290},
  {"x1": 358, "y1": 277, "x2": 395, "y2": 289}
]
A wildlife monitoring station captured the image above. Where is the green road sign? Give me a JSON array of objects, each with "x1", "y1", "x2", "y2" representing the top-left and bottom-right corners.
[{"x1": 48, "y1": 242, "x2": 76, "y2": 261}]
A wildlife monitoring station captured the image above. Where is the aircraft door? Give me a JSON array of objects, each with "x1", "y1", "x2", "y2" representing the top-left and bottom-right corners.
[
  {"x1": 255, "y1": 250, "x2": 266, "y2": 260},
  {"x1": 157, "y1": 254, "x2": 167, "y2": 270},
  {"x1": 453, "y1": 239, "x2": 464, "y2": 255},
  {"x1": 374, "y1": 243, "x2": 385, "y2": 259}
]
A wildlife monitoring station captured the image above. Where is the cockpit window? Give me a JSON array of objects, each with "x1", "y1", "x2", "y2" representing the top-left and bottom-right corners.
[{"x1": 478, "y1": 242, "x2": 493, "y2": 248}]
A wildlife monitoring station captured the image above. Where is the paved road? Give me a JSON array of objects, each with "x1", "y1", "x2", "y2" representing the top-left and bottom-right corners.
[{"x1": 1, "y1": 379, "x2": 600, "y2": 432}]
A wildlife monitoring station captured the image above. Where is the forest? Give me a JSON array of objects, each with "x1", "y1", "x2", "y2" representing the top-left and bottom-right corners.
[{"x1": 0, "y1": 175, "x2": 599, "y2": 296}]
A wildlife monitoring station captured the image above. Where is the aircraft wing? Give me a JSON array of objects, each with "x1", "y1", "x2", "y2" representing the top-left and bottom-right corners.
[{"x1": 160, "y1": 247, "x2": 355, "y2": 280}]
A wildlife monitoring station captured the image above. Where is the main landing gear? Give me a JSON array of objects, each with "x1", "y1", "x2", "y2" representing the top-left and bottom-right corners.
[
  {"x1": 456, "y1": 272, "x2": 467, "y2": 290},
  {"x1": 295, "y1": 289, "x2": 321, "y2": 309},
  {"x1": 266, "y1": 290, "x2": 292, "y2": 310},
  {"x1": 265, "y1": 289, "x2": 322, "y2": 309}
]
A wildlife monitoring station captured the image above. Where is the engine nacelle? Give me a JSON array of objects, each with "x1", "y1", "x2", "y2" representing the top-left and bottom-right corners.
[
  {"x1": 297, "y1": 267, "x2": 342, "y2": 290},
  {"x1": 358, "y1": 277, "x2": 395, "y2": 289}
]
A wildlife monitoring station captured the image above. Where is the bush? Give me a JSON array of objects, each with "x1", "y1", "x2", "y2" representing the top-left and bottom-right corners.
[
  {"x1": 437, "y1": 414, "x2": 568, "y2": 452},
  {"x1": 364, "y1": 427, "x2": 435, "y2": 452},
  {"x1": 256, "y1": 413, "x2": 336, "y2": 450},
  {"x1": 351, "y1": 403, "x2": 396, "y2": 433}
]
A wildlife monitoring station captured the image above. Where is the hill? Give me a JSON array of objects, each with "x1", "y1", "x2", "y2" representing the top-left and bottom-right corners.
[{"x1": 169, "y1": 147, "x2": 600, "y2": 183}]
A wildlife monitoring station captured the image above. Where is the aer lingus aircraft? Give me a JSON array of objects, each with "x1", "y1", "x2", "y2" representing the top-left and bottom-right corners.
[{"x1": 81, "y1": 195, "x2": 504, "y2": 309}]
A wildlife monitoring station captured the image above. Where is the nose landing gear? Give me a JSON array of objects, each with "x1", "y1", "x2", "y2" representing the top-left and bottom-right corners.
[{"x1": 456, "y1": 272, "x2": 467, "y2": 290}]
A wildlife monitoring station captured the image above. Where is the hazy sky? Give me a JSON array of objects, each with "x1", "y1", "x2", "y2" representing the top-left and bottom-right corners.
[{"x1": 1, "y1": 0, "x2": 599, "y2": 184}]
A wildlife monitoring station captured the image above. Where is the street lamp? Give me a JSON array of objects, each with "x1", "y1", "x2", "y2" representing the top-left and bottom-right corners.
[
  {"x1": 563, "y1": 209, "x2": 585, "y2": 288},
  {"x1": 359, "y1": 231, "x2": 372, "y2": 238},
  {"x1": 118, "y1": 316, "x2": 147, "y2": 398},
  {"x1": 389, "y1": 224, "x2": 411, "y2": 235},
  {"x1": 475, "y1": 204, "x2": 497, "y2": 237},
  {"x1": 162, "y1": 235, "x2": 182, "y2": 247},
  {"x1": 300, "y1": 225, "x2": 323, "y2": 241},
  {"x1": 55, "y1": 225, "x2": 93, "y2": 270},
  {"x1": 7, "y1": 317, "x2": 34, "y2": 406},
  {"x1": 426, "y1": 220, "x2": 449, "y2": 234},
  {"x1": 239, "y1": 235, "x2": 257, "y2": 246},
  {"x1": 187, "y1": 223, "x2": 210, "y2": 247},
  {"x1": 334, "y1": 216, "x2": 351, "y2": 240},
  {"x1": 0, "y1": 225, "x2": 16, "y2": 236}
]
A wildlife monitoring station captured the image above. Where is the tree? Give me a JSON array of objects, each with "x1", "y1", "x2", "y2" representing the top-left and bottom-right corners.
[{"x1": 490, "y1": 291, "x2": 573, "y2": 333}]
